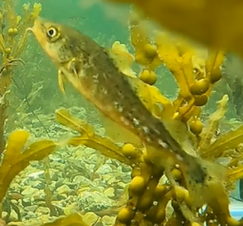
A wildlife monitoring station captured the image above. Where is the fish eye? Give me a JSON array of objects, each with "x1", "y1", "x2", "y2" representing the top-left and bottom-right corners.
[{"x1": 46, "y1": 27, "x2": 57, "y2": 38}]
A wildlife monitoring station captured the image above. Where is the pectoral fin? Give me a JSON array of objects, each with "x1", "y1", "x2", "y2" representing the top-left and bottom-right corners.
[
  {"x1": 58, "y1": 70, "x2": 66, "y2": 94},
  {"x1": 68, "y1": 57, "x2": 82, "y2": 76}
]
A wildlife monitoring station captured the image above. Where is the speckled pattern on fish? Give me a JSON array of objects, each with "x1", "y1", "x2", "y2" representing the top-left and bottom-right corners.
[{"x1": 29, "y1": 18, "x2": 208, "y2": 187}]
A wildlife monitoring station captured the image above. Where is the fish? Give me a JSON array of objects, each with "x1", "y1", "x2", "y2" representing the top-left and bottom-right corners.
[{"x1": 29, "y1": 18, "x2": 225, "y2": 206}]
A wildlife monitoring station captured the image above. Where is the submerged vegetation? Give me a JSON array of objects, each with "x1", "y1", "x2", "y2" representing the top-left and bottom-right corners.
[
  {"x1": 0, "y1": 0, "x2": 41, "y2": 153},
  {"x1": 1, "y1": 1, "x2": 243, "y2": 226},
  {"x1": 105, "y1": 0, "x2": 243, "y2": 59}
]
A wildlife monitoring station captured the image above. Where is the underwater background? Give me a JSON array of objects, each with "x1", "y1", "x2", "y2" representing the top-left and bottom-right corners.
[{"x1": 1, "y1": 0, "x2": 243, "y2": 225}]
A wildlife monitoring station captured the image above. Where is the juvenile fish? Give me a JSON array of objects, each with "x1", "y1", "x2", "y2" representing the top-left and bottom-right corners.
[{"x1": 29, "y1": 18, "x2": 223, "y2": 205}]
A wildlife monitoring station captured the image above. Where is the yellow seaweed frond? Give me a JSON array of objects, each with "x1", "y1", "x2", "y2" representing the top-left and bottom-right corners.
[
  {"x1": 199, "y1": 95, "x2": 229, "y2": 154},
  {"x1": 13, "y1": 3, "x2": 42, "y2": 58},
  {"x1": 155, "y1": 32, "x2": 225, "y2": 125},
  {"x1": 203, "y1": 124, "x2": 243, "y2": 159},
  {"x1": 0, "y1": 130, "x2": 57, "y2": 203},
  {"x1": 88, "y1": 12, "x2": 239, "y2": 225},
  {"x1": 228, "y1": 166, "x2": 243, "y2": 184},
  {"x1": 19, "y1": 7, "x2": 243, "y2": 226},
  {"x1": 155, "y1": 32, "x2": 195, "y2": 116},
  {"x1": 40, "y1": 213, "x2": 89, "y2": 226},
  {"x1": 104, "y1": 0, "x2": 243, "y2": 58},
  {"x1": 128, "y1": 76, "x2": 173, "y2": 117},
  {"x1": 128, "y1": 11, "x2": 162, "y2": 86},
  {"x1": 56, "y1": 108, "x2": 141, "y2": 166},
  {"x1": 0, "y1": 2, "x2": 42, "y2": 58},
  {"x1": 109, "y1": 41, "x2": 136, "y2": 77},
  {"x1": 129, "y1": 11, "x2": 161, "y2": 70}
]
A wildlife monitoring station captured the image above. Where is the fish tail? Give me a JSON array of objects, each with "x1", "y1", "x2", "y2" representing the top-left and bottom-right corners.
[{"x1": 182, "y1": 154, "x2": 226, "y2": 207}]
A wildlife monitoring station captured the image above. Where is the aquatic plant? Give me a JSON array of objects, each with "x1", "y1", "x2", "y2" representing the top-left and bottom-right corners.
[
  {"x1": 0, "y1": 0, "x2": 62, "y2": 220},
  {"x1": 38, "y1": 16, "x2": 243, "y2": 226},
  {"x1": 0, "y1": 0, "x2": 41, "y2": 153},
  {"x1": 0, "y1": 130, "x2": 57, "y2": 218},
  {"x1": 104, "y1": 0, "x2": 243, "y2": 58},
  {"x1": 1, "y1": 5, "x2": 243, "y2": 226}
]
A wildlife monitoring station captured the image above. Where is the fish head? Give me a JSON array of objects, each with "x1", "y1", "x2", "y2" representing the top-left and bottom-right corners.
[{"x1": 30, "y1": 17, "x2": 83, "y2": 66}]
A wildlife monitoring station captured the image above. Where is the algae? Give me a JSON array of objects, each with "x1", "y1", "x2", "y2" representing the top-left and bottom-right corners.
[
  {"x1": 34, "y1": 14, "x2": 243, "y2": 226},
  {"x1": 0, "y1": 130, "x2": 57, "y2": 214},
  {"x1": 104, "y1": 0, "x2": 243, "y2": 58},
  {"x1": 40, "y1": 213, "x2": 89, "y2": 226},
  {"x1": 1, "y1": 2, "x2": 243, "y2": 226},
  {"x1": 0, "y1": 0, "x2": 41, "y2": 153},
  {"x1": 48, "y1": 14, "x2": 243, "y2": 226}
]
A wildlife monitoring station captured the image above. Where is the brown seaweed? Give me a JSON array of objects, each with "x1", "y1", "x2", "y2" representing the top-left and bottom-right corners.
[{"x1": 0, "y1": 130, "x2": 57, "y2": 203}]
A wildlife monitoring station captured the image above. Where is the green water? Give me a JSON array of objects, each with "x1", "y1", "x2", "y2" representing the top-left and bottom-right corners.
[{"x1": 1, "y1": 1, "x2": 243, "y2": 223}]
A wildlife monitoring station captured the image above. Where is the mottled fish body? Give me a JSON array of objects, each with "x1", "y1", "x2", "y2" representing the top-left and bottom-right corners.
[{"x1": 29, "y1": 18, "x2": 214, "y2": 196}]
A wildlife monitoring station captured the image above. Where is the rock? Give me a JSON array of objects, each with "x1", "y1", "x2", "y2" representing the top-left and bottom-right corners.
[
  {"x1": 1, "y1": 212, "x2": 7, "y2": 219},
  {"x1": 23, "y1": 211, "x2": 37, "y2": 220},
  {"x1": 24, "y1": 205, "x2": 38, "y2": 213},
  {"x1": 63, "y1": 203, "x2": 78, "y2": 215},
  {"x1": 35, "y1": 206, "x2": 50, "y2": 216},
  {"x1": 55, "y1": 178, "x2": 65, "y2": 188},
  {"x1": 56, "y1": 185, "x2": 71, "y2": 195},
  {"x1": 8, "y1": 221, "x2": 23, "y2": 226},
  {"x1": 9, "y1": 210, "x2": 19, "y2": 221},
  {"x1": 117, "y1": 182, "x2": 127, "y2": 188},
  {"x1": 102, "y1": 216, "x2": 116, "y2": 226},
  {"x1": 51, "y1": 172, "x2": 59, "y2": 181},
  {"x1": 31, "y1": 180, "x2": 45, "y2": 189},
  {"x1": 32, "y1": 189, "x2": 46, "y2": 201},
  {"x1": 83, "y1": 147, "x2": 96, "y2": 156},
  {"x1": 73, "y1": 175, "x2": 92, "y2": 187},
  {"x1": 48, "y1": 168, "x2": 62, "y2": 179},
  {"x1": 77, "y1": 191, "x2": 113, "y2": 212},
  {"x1": 83, "y1": 212, "x2": 99, "y2": 225},
  {"x1": 104, "y1": 176, "x2": 117, "y2": 185},
  {"x1": 21, "y1": 187, "x2": 38, "y2": 197},
  {"x1": 22, "y1": 198, "x2": 31, "y2": 207},
  {"x1": 27, "y1": 170, "x2": 44, "y2": 179},
  {"x1": 10, "y1": 183, "x2": 21, "y2": 192},
  {"x1": 65, "y1": 182, "x2": 76, "y2": 189},
  {"x1": 96, "y1": 127, "x2": 106, "y2": 136},
  {"x1": 104, "y1": 187, "x2": 115, "y2": 198},
  {"x1": 97, "y1": 165, "x2": 113, "y2": 175},
  {"x1": 74, "y1": 147, "x2": 86, "y2": 159}
]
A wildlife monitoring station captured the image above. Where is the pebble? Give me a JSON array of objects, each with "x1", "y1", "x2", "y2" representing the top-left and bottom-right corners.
[
  {"x1": 83, "y1": 212, "x2": 99, "y2": 225},
  {"x1": 77, "y1": 191, "x2": 113, "y2": 212},
  {"x1": 56, "y1": 185, "x2": 71, "y2": 195},
  {"x1": 5, "y1": 106, "x2": 131, "y2": 225},
  {"x1": 9, "y1": 210, "x2": 19, "y2": 221},
  {"x1": 102, "y1": 216, "x2": 116, "y2": 226},
  {"x1": 35, "y1": 206, "x2": 50, "y2": 216},
  {"x1": 24, "y1": 205, "x2": 38, "y2": 213},
  {"x1": 104, "y1": 187, "x2": 115, "y2": 198},
  {"x1": 96, "y1": 164, "x2": 113, "y2": 175},
  {"x1": 21, "y1": 187, "x2": 38, "y2": 197}
]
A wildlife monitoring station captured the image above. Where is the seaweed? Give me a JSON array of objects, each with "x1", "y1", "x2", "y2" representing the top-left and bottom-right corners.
[
  {"x1": 40, "y1": 213, "x2": 89, "y2": 226},
  {"x1": 45, "y1": 15, "x2": 243, "y2": 226},
  {"x1": 0, "y1": 0, "x2": 41, "y2": 153},
  {"x1": 1, "y1": 3, "x2": 243, "y2": 226},
  {"x1": 56, "y1": 108, "x2": 139, "y2": 166},
  {"x1": 0, "y1": 130, "x2": 57, "y2": 213},
  {"x1": 105, "y1": 0, "x2": 243, "y2": 58}
]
